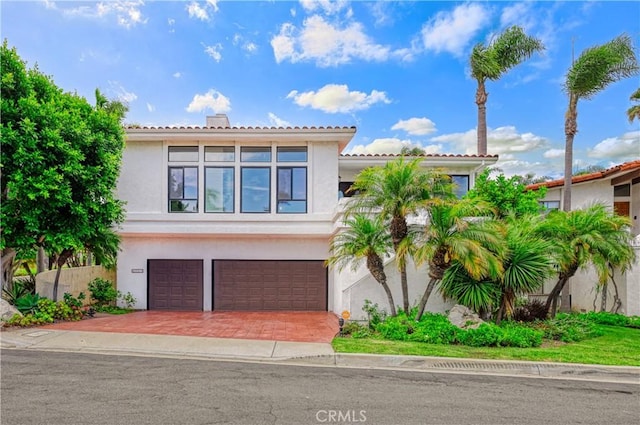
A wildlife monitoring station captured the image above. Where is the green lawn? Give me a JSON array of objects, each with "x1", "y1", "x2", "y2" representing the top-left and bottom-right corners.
[{"x1": 332, "y1": 325, "x2": 640, "y2": 366}]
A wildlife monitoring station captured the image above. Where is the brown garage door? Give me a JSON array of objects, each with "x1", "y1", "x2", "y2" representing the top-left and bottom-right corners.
[
  {"x1": 148, "y1": 260, "x2": 203, "y2": 311},
  {"x1": 213, "y1": 260, "x2": 327, "y2": 311}
]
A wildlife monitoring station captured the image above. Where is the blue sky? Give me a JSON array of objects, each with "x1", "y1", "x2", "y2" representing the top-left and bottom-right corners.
[{"x1": 2, "y1": 0, "x2": 639, "y2": 178}]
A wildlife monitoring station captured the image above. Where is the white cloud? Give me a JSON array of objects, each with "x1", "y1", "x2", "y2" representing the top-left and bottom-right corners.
[
  {"x1": 271, "y1": 15, "x2": 391, "y2": 67},
  {"x1": 185, "y1": 89, "x2": 231, "y2": 113},
  {"x1": 391, "y1": 117, "x2": 437, "y2": 136},
  {"x1": 543, "y1": 148, "x2": 565, "y2": 159},
  {"x1": 173, "y1": 72, "x2": 182, "y2": 78},
  {"x1": 300, "y1": 0, "x2": 350, "y2": 15},
  {"x1": 268, "y1": 113, "x2": 292, "y2": 127},
  {"x1": 500, "y1": 3, "x2": 535, "y2": 31},
  {"x1": 108, "y1": 81, "x2": 137, "y2": 103},
  {"x1": 146, "y1": 103, "x2": 155, "y2": 112},
  {"x1": 346, "y1": 138, "x2": 443, "y2": 155},
  {"x1": 187, "y1": 2, "x2": 208, "y2": 21},
  {"x1": 58, "y1": 1, "x2": 147, "y2": 29},
  {"x1": 286, "y1": 84, "x2": 391, "y2": 114},
  {"x1": 493, "y1": 159, "x2": 563, "y2": 179},
  {"x1": 588, "y1": 131, "x2": 640, "y2": 160},
  {"x1": 243, "y1": 42, "x2": 258, "y2": 53},
  {"x1": 187, "y1": 1, "x2": 218, "y2": 21},
  {"x1": 431, "y1": 126, "x2": 549, "y2": 155},
  {"x1": 203, "y1": 43, "x2": 223, "y2": 62},
  {"x1": 421, "y1": 3, "x2": 489, "y2": 56}
]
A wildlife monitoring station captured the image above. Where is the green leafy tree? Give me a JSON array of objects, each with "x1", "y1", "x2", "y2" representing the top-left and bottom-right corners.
[
  {"x1": 440, "y1": 215, "x2": 554, "y2": 322},
  {"x1": 400, "y1": 146, "x2": 426, "y2": 156},
  {"x1": 470, "y1": 26, "x2": 544, "y2": 155},
  {"x1": 327, "y1": 215, "x2": 396, "y2": 316},
  {"x1": 1, "y1": 41, "x2": 127, "y2": 299},
  {"x1": 562, "y1": 34, "x2": 638, "y2": 211},
  {"x1": 465, "y1": 168, "x2": 547, "y2": 218},
  {"x1": 537, "y1": 204, "x2": 635, "y2": 317},
  {"x1": 346, "y1": 157, "x2": 453, "y2": 312},
  {"x1": 413, "y1": 199, "x2": 505, "y2": 321},
  {"x1": 626, "y1": 87, "x2": 640, "y2": 123}
]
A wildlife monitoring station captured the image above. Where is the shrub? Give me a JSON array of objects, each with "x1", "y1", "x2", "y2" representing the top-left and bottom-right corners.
[
  {"x1": 88, "y1": 278, "x2": 118, "y2": 306},
  {"x1": 499, "y1": 323, "x2": 543, "y2": 348},
  {"x1": 530, "y1": 314, "x2": 603, "y2": 342},
  {"x1": 63, "y1": 292, "x2": 86, "y2": 309},
  {"x1": 362, "y1": 300, "x2": 387, "y2": 330},
  {"x1": 457, "y1": 323, "x2": 503, "y2": 347},
  {"x1": 341, "y1": 321, "x2": 372, "y2": 338},
  {"x1": 409, "y1": 313, "x2": 459, "y2": 345},
  {"x1": 119, "y1": 291, "x2": 137, "y2": 309},
  {"x1": 511, "y1": 299, "x2": 548, "y2": 322},
  {"x1": 2, "y1": 280, "x2": 34, "y2": 305},
  {"x1": 15, "y1": 293, "x2": 41, "y2": 315},
  {"x1": 376, "y1": 313, "x2": 413, "y2": 341}
]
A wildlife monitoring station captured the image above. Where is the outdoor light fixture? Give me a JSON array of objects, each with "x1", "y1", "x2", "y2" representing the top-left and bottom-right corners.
[{"x1": 338, "y1": 317, "x2": 345, "y2": 335}]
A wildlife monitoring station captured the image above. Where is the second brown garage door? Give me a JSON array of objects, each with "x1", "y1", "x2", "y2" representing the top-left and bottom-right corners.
[{"x1": 213, "y1": 260, "x2": 327, "y2": 311}]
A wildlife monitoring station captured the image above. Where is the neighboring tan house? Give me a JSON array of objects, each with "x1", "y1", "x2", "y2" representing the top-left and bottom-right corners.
[
  {"x1": 527, "y1": 160, "x2": 640, "y2": 316},
  {"x1": 115, "y1": 115, "x2": 498, "y2": 319}
]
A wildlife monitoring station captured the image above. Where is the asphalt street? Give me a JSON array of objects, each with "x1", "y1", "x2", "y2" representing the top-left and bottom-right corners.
[{"x1": 1, "y1": 350, "x2": 638, "y2": 425}]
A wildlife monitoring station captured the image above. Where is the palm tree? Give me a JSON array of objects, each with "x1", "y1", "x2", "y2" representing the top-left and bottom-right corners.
[
  {"x1": 346, "y1": 157, "x2": 452, "y2": 313},
  {"x1": 413, "y1": 199, "x2": 505, "y2": 321},
  {"x1": 494, "y1": 216, "x2": 554, "y2": 323},
  {"x1": 537, "y1": 204, "x2": 635, "y2": 318},
  {"x1": 471, "y1": 26, "x2": 544, "y2": 155},
  {"x1": 327, "y1": 214, "x2": 396, "y2": 316},
  {"x1": 627, "y1": 87, "x2": 640, "y2": 123},
  {"x1": 562, "y1": 34, "x2": 638, "y2": 212},
  {"x1": 439, "y1": 215, "x2": 554, "y2": 322}
]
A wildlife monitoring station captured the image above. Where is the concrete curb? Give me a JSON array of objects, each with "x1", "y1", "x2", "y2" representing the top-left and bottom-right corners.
[{"x1": 286, "y1": 353, "x2": 640, "y2": 384}]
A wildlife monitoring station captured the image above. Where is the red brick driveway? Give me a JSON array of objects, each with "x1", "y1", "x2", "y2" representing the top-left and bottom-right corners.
[{"x1": 40, "y1": 311, "x2": 340, "y2": 343}]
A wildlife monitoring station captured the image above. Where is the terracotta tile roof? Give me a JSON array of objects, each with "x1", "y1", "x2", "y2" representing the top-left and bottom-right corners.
[
  {"x1": 125, "y1": 125, "x2": 356, "y2": 130},
  {"x1": 526, "y1": 160, "x2": 640, "y2": 190},
  {"x1": 340, "y1": 153, "x2": 498, "y2": 158}
]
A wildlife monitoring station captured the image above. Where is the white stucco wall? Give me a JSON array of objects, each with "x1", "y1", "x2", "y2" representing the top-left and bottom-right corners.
[
  {"x1": 117, "y1": 140, "x2": 163, "y2": 213},
  {"x1": 334, "y1": 258, "x2": 453, "y2": 320},
  {"x1": 117, "y1": 235, "x2": 331, "y2": 311},
  {"x1": 631, "y1": 182, "x2": 639, "y2": 236}
]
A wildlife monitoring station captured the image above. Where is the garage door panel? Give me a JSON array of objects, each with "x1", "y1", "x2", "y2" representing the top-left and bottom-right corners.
[
  {"x1": 213, "y1": 260, "x2": 326, "y2": 311},
  {"x1": 149, "y1": 260, "x2": 203, "y2": 311}
]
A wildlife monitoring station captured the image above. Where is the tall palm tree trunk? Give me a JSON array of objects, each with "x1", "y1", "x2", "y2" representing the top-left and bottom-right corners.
[
  {"x1": 563, "y1": 94, "x2": 578, "y2": 212},
  {"x1": 367, "y1": 255, "x2": 397, "y2": 317},
  {"x1": 476, "y1": 79, "x2": 489, "y2": 156},
  {"x1": 391, "y1": 216, "x2": 410, "y2": 312},
  {"x1": 416, "y1": 277, "x2": 438, "y2": 321},
  {"x1": 545, "y1": 264, "x2": 578, "y2": 318}
]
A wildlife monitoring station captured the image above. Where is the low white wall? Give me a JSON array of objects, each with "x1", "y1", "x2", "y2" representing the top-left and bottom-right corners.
[
  {"x1": 36, "y1": 266, "x2": 116, "y2": 301},
  {"x1": 336, "y1": 258, "x2": 453, "y2": 320}
]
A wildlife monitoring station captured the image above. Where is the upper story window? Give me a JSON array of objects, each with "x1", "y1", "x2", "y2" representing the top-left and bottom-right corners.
[
  {"x1": 205, "y1": 146, "x2": 235, "y2": 162},
  {"x1": 450, "y1": 175, "x2": 469, "y2": 199},
  {"x1": 277, "y1": 147, "x2": 307, "y2": 162},
  {"x1": 205, "y1": 167, "x2": 234, "y2": 213},
  {"x1": 241, "y1": 167, "x2": 271, "y2": 213},
  {"x1": 614, "y1": 184, "x2": 631, "y2": 197},
  {"x1": 169, "y1": 167, "x2": 198, "y2": 212},
  {"x1": 169, "y1": 146, "x2": 198, "y2": 162},
  {"x1": 278, "y1": 167, "x2": 307, "y2": 213},
  {"x1": 241, "y1": 147, "x2": 271, "y2": 162}
]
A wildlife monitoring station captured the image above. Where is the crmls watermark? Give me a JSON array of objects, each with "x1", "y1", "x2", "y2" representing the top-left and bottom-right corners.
[{"x1": 315, "y1": 410, "x2": 367, "y2": 423}]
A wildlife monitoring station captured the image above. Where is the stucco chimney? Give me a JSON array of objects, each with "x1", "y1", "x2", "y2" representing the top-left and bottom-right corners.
[{"x1": 206, "y1": 114, "x2": 230, "y2": 128}]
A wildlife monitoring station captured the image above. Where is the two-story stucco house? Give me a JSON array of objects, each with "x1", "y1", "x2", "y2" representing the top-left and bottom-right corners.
[{"x1": 116, "y1": 115, "x2": 498, "y2": 319}]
